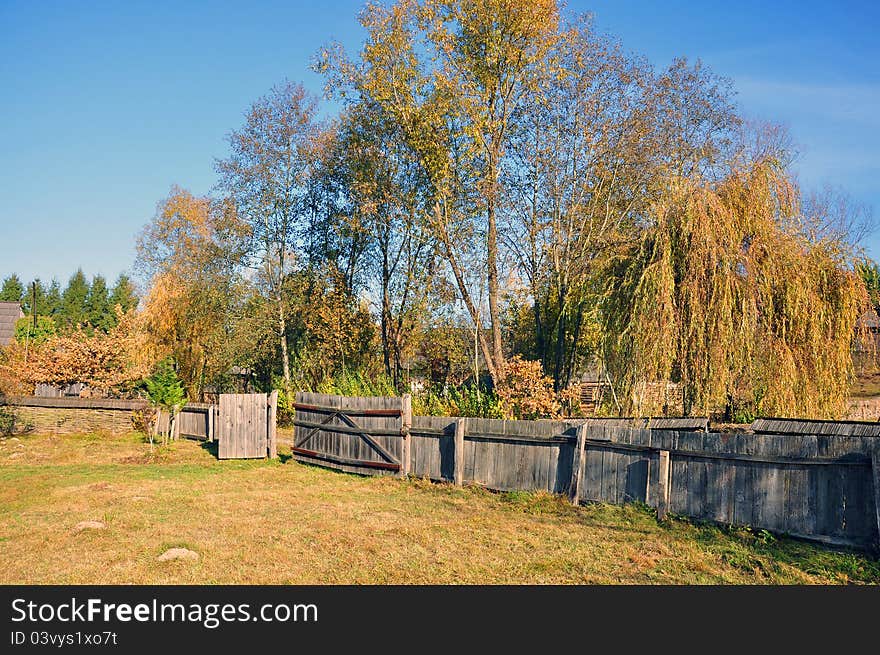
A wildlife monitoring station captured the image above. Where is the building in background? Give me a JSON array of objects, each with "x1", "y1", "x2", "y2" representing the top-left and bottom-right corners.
[{"x1": 0, "y1": 301, "x2": 23, "y2": 346}]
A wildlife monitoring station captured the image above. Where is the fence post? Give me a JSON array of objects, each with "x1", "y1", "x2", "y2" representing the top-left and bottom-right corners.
[
  {"x1": 453, "y1": 418, "x2": 467, "y2": 486},
  {"x1": 568, "y1": 423, "x2": 587, "y2": 505},
  {"x1": 214, "y1": 405, "x2": 220, "y2": 445},
  {"x1": 267, "y1": 391, "x2": 278, "y2": 459},
  {"x1": 208, "y1": 404, "x2": 214, "y2": 442},
  {"x1": 872, "y1": 445, "x2": 880, "y2": 553},
  {"x1": 400, "y1": 394, "x2": 412, "y2": 477},
  {"x1": 657, "y1": 450, "x2": 671, "y2": 521}
]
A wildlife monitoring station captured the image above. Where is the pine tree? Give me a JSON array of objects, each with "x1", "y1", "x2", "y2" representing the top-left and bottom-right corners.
[
  {"x1": 86, "y1": 274, "x2": 112, "y2": 331},
  {"x1": 22, "y1": 279, "x2": 48, "y2": 316},
  {"x1": 144, "y1": 359, "x2": 187, "y2": 446},
  {"x1": 109, "y1": 273, "x2": 139, "y2": 314},
  {"x1": 45, "y1": 280, "x2": 62, "y2": 318},
  {"x1": 0, "y1": 275, "x2": 24, "y2": 303},
  {"x1": 61, "y1": 269, "x2": 90, "y2": 329}
]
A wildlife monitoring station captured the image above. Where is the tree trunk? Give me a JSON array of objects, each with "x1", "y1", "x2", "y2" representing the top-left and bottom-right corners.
[
  {"x1": 533, "y1": 292, "x2": 546, "y2": 368},
  {"x1": 563, "y1": 303, "x2": 585, "y2": 389},
  {"x1": 434, "y1": 203, "x2": 499, "y2": 384},
  {"x1": 381, "y1": 246, "x2": 392, "y2": 380},
  {"x1": 278, "y1": 294, "x2": 291, "y2": 388},
  {"x1": 486, "y1": 195, "x2": 505, "y2": 377},
  {"x1": 553, "y1": 284, "x2": 568, "y2": 390}
]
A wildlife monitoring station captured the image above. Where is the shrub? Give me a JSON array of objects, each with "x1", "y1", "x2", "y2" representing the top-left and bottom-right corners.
[
  {"x1": 496, "y1": 356, "x2": 560, "y2": 420},
  {"x1": 412, "y1": 384, "x2": 503, "y2": 418},
  {"x1": 130, "y1": 407, "x2": 157, "y2": 435},
  {"x1": 144, "y1": 359, "x2": 187, "y2": 446},
  {"x1": 275, "y1": 386, "x2": 295, "y2": 427},
  {"x1": 14, "y1": 315, "x2": 56, "y2": 345},
  {"x1": 315, "y1": 370, "x2": 398, "y2": 397}
]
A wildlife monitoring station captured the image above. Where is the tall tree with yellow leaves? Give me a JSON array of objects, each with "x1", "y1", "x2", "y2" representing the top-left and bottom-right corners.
[
  {"x1": 136, "y1": 187, "x2": 248, "y2": 400},
  {"x1": 215, "y1": 80, "x2": 321, "y2": 391},
  {"x1": 318, "y1": 0, "x2": 560, "y2": 385}
]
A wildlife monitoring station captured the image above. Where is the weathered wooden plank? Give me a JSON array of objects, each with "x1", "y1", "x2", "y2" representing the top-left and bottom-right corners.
[
  {"x1": 292, "y1": 401, "x2": 401, "y2": 416},
  {"x1": 669, "y1": 433, "x2": 689, "y2": 515},
  {"x1": 218, "y1": 396, "x2": 229, "y2": 459},
  {"x1": 267, "y1": 390, "x2": 278, "y2": 459},
  {"x1": 454, "y1": 418, "x2": 466, "y2": 486},
  {"x1": 657, "y1": 450, "x2": 670, "y2": 520},
  {"x1": 568, "y1": 423, "x2": 587, "y2": 504},
  {"x1": 872, "y1": 447, "x2": 880, "y2": 549},
  {"x1": 208, "y1": 403, "x2": 215, "y2": 442},
  {"x1": 752, "y1": 417, "x2": 880, "y2": 438},
  {"x1": 401, "y1": 393, "x2": 411, "y2": 477},
  {"x1": 600, "y1": 430, "x2": 617, "y2": 504}
]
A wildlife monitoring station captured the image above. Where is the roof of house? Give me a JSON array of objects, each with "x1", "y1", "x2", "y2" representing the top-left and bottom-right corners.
[
  {"x1": 857, "y1": 309, "x2": 880, "y2": 329},
  {"x1": 0, "y1": 302, "x2": 23, "y2": 346}
]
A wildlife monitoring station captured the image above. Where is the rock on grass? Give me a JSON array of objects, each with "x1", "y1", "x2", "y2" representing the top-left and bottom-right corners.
[
  {"x1": 74, "y1": 521, "x2": 106, "y2": 532},
  {"x1": 158, "y1": 548, "x2": 199, "y2": 562}
]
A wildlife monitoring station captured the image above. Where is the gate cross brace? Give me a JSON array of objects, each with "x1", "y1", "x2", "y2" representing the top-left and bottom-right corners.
[{"x1": 294, "y1": 411, "x2": 399, "y2": 465}]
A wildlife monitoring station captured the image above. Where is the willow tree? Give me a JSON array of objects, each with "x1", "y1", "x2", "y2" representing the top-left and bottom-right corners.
[
  {"x1": 503, "y1": 17, "x2": 742, "y2": 390},
  {"x1": 600, "y1": 160, "x2": 870, "y2": 419}
]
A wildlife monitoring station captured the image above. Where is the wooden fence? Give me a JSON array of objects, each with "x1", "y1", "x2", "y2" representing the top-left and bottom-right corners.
[
  {"x1": 291, "y1": 392, "x2": 410, "y2": 475},
  {"x1": 5, "y1": 393, "x2": 880, "y2": 548},
  {"x1": 155, "y1": 402, "x2": 215, "y2": 441},
  {"x1": 217, "y1": 392, "x2": 277, "y2": 459},
  {"x1": 291, "y1": 393, "x2": 880, "y2": 550},
  {"x1": 4, "y1": 395, "x2": 216, "y2": 441}
]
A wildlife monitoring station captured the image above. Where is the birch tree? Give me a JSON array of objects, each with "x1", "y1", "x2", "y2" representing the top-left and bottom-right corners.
[{"x1": 215, "y1": 80, "x2": 320, "y2": 389}]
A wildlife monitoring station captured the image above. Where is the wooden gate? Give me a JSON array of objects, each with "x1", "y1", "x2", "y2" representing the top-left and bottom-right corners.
[
  {"x1": 291, "y1": 392, "x2": 411, "y2": 476},
  {"x1": 218, "y1": 392, "x2": 277, "y2": 460}
]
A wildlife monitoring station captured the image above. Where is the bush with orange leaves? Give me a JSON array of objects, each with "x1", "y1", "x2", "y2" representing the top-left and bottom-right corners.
[
  {"x1": 495, "y1": 355, "x2": 561, "y2": 420},
  {"x1": 0, "y1": 308, "x2": 154, "y2": 397}
]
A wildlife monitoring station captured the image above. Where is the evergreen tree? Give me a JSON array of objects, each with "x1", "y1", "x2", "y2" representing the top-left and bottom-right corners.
[
  {"x1": 0, "y1": 275, "x2": 24, "y2": 303},
  {"x1": 21, "y1": 278, "x2": 48, "y2": 315},
  {"x1": 61, "y1": 269, "x2": 90, "y2": 328},
  {"x1": 144, "y1": 359, "x2": 187, "y2": 446},
  {"x1": 109, "y1": 273, "x2": 139, "y2": 314},
  {"x1": 45, "y1": 279, "x2": 62, "y2": 318},
  {"x1": 86, "y1": 274, "x2": 112, "y2": 331}
]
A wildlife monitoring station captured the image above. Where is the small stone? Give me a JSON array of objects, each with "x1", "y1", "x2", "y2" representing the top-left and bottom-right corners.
[
  {"x1": 8, "y1": 452, "x2": 22, "y2": 459},
  {"x1": 74, "y1": 520, "x2": 106, "y2": 532},
  {"x1": 9, "y1": 437, "x2": 20, "y2": 443},
  {"x1": 158, "y1": 548, "x2": 199, "y2": 562}
]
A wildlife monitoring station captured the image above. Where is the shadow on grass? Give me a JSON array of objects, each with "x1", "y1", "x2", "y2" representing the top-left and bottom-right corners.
[
  {"x1": 199, "y1": 441, "x2": 219, "y2": 458},
  {"x1": 671, "y1": 514, "x2": 880, "y2": 583}
]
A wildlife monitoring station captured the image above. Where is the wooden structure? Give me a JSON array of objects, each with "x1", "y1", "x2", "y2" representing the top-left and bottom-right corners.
[
  {"x1": 578, "y1": 381, "x2": 606, "y2": 415},
  {"x1": 155, "y1": 402, "x2": 215, "y2": 442},
  {"x1": 217, "y1": 393, "x2": 277, "y2": 459},
  {"x1": 751, "y1": 417, "x2": 880, "y2": 438},
  {"x1": 3, "y1": 392, "x2": 878, "y2": 549},
  {"x1": 291, "y1": 392, "x2": 411, "y2": 476},
  {"x1": 0, "y1": 301, "x2": 22, "y2": 346},
  {"x1": 289, "y1": 396, "x2": 880, "y2": 550}
]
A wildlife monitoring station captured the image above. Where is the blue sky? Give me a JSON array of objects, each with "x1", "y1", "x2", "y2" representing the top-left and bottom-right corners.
[{"x1": 1, "y1": 0, "x2": 878, "y2": 289}]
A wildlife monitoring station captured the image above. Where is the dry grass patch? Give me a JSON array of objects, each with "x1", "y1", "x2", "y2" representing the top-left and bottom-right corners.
[{"x1": 0, "y1": 432, "x2": 877, "y2": 584}]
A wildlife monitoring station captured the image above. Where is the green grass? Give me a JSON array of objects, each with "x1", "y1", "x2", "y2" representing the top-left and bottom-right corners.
[{"x1": 0, "y1": 431, "x2": 877, "y2": 584}]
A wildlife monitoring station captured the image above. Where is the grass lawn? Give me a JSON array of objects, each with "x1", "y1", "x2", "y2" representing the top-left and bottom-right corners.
[
  {"x1": 851, "y1": 369, "x2": 880, "y2": 398},
  {"x1": 0, "y1": 431, "x2": 878, "y2": 584}
]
